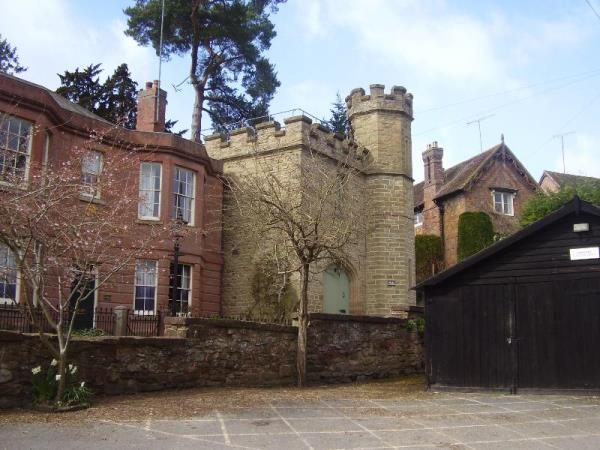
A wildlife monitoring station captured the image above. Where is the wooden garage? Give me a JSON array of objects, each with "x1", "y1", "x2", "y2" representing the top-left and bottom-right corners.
[{"x1": 417, "y1": 196, "x2": 600, "y2": 392}]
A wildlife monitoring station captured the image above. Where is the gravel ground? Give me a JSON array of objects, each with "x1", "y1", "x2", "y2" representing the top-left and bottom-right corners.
[{"x1": 2, "y1": 376, "x2": 600, "y2": 449}]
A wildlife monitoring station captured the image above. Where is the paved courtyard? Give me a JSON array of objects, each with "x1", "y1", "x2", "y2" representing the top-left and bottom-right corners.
[{"x1": 2, "y1": 379, "x2": 600, "y2": 449}]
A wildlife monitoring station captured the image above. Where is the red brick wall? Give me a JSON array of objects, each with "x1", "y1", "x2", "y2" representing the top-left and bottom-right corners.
[{"x1": 0, "y1": 76, "x2": 224, "y2": 316}]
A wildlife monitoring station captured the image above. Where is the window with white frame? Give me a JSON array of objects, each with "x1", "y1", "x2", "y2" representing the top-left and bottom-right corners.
[
  {"x1": 134, "y1": 260, "x2": 157, "y2": 314},
  {"x1": 172, "y1": 167, "x2": 195, "y2": 224},
  {"x1": 81, "y1": 150, "x2": 103, "y2": 197},
  {"x1": 414, "y1": 210, "x2": 423, "y2": 227},
  {"x1": 0, "y1": 113, "x2": 32, "y2": 182},
  {"x1": 0, "y1": 244, "x2": 18, "y2": 304},
  {"x1": 138, "y1": 162, "x2": 162, "y2": 219},
  {"x1": 492, "y1": 190, "x2": 515, "y2": 216},
  {"x1": 169, "y1": 263, "x2": 191, "y2": 314}
]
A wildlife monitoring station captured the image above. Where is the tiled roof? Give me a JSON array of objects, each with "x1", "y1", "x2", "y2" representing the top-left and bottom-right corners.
[
  {"x1": 414, "y1": 143, "x2": 535, "y2": 208},
  {"x1": 0, "y1": 72, "x2": 110, "y2": 123},
  {"x1": 541, "y1": 170, "x2": 600, "y2": 188}
]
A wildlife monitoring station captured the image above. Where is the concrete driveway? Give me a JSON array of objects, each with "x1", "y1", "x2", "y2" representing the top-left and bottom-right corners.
[{"x1": 2, "y1": 381, "x2": 600, "y2": 449}]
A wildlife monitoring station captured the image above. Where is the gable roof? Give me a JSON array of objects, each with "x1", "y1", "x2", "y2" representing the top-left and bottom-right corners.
[
  {"x1": 414, "y1": 143, "x2": 537, "y2": 208},
  {"x1": 415, "y1": 196, "x2": 600, "y2": 289},
  {"x1": 540, "y1": 170, "x2": 600, "y2": 189}
]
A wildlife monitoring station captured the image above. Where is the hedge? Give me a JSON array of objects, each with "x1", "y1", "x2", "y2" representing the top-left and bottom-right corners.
[
  {"x1": 457, "y1": 212, "x2": 494, "y2": 261},
  {"x1": 415, "y1": 234, "x2": 444, "y2": 283}
]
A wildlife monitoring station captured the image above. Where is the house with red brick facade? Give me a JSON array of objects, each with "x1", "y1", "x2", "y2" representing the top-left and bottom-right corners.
[
  {"x1": 0, "y1": 73, "x2": 224, "y2": 326},
  {"x1": 414, "y1": 140, "x2": 538, "y2": 267},
  {"x1": 539, "y1": 170, "x2": 600, "y2": 193}
]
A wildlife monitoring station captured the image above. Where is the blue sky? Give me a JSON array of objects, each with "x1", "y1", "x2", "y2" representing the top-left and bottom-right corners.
[{"x1": 1, "y1": 0, "x2": 599, "y2": 183}]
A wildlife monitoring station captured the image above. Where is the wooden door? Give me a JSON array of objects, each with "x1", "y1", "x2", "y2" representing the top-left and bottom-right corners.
[
  {"x1": 69, "y1": 271, "x2": 95, "y2": 330},
  {"x1": 516, "y1": 277, "x2": 600, "y2": 389},
  {"x1": 323, "y1": 265, "x2": 350, "y2": 314},
  {"x1": 427, "y1": 284, "x2": 513, "y2": 388}
]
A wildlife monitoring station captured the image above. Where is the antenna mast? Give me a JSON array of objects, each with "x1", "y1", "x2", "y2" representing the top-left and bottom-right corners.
[
  {"x1": 553, "y1": 131, "x2": 575, "y2": 174},
  {"x1": 467, "y1": 114, "x2": 495, "y2": 153},
  {"x1": 155, "y1": 0, "x2": 166, "y2": 124}
]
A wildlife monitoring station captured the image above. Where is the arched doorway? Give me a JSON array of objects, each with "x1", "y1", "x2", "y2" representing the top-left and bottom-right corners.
[{"x1": 323, "y1": 265, "x2": 350, "y2": 314}]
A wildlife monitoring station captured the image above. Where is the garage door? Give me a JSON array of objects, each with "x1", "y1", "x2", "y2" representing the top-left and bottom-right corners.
[{"x1": 516, "y1": 277, "x2": 600, "y2": 390}]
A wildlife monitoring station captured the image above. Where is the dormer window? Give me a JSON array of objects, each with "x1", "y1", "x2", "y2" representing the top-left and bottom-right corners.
[{"x1": 492, "y1": 190, "x2": 515, "y2": 216}]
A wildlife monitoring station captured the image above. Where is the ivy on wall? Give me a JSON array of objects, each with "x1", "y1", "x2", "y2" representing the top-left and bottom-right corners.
[
  {"x1": 415, "y1": 234, "x2": 444, "y2": 283},
  {"x1": 457, "y1": 212, "x2": 494, "y2": 262}
]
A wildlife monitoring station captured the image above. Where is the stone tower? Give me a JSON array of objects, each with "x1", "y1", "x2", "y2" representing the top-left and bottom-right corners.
[{"x1": 346, "y1": 84, "x2": 416, "y2": 315}]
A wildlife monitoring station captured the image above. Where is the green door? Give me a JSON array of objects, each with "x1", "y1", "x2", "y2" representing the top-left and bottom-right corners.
[{"x1": 323, "y1": 265, "x2": 350, "y2": 314}]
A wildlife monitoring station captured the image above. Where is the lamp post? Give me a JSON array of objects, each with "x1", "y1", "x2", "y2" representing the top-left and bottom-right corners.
[{"x1": 170, "y1": 210, "x2": 185, "y2": 316}]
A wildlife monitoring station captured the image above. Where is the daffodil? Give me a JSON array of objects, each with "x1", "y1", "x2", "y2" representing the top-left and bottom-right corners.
[
  {"x1": 31, "y1": 366, "x2": 42, "y2": 375},
  {"x1": 50, "y1": 359, "x2": 58, "y2": 367}
]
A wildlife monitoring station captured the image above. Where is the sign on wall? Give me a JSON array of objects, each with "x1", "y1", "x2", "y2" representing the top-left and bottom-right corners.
[{"x1": 569, "y1": 247, "x2": 600, "y2": 261}]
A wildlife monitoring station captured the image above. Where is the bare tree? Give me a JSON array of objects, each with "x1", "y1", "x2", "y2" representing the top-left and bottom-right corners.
[
  {"x1": 0, "y1": 119, "x2": 163, "y2": 403},
  {"x1": 224, "y1": 138, "x2": 369, "y2": 386}
]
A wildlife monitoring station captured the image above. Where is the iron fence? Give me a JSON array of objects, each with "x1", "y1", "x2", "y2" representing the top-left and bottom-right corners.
[
  {"x1": 0, "y1": 303, "x2": 68, "y2": 333},
  {"x1": 126, "y1": 310, "x2": 163, "y2": 337}
]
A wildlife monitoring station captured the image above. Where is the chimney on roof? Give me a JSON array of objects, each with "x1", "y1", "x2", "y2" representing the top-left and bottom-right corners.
[
  {"x1": 136, "y1": 80, "x2": 167, "y2": 132},
  {"x1": 420, "y1": 141, "x2": 445, "y2": 237},
  {"x1": 422, "y1": 141, "x2": 444, "y2": 186}
]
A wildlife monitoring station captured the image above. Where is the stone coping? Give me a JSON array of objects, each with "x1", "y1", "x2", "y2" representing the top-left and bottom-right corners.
[
  {"x1": 0, "y1": 330, "x2": 185, "y2": 345},
  {"x1": 164, "y1": 317, "x2": 297, "y2": 334},
  {"x1": 309, "y1": 313, "x2": 407, "y2": 325}
]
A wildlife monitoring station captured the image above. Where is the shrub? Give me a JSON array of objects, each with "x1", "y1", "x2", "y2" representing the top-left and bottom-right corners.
[
  {"x1": 415, "y1": 234, "x2": 444, "y2": 283},
  {"x1": 520, "y1": 182, "x2": 600, "y2": 227},
  {"x1": 457, "y1": 212, "x2": 494, "y2": 261},
  {"x1": 72, "y1": 328, "x2": 106, "y2": 337}
]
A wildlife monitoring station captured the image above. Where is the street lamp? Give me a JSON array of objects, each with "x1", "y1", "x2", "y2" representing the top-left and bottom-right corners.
[{"x1": 170, "y1": 209, "x2": 185, "y2": 316}]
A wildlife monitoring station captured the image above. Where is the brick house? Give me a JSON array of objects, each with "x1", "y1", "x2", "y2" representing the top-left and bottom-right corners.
[
  {"x1": 0, "y1": 73, "x2": 224, "y2": 323},
  {"x1": 540, "y1": 170, "x2": 600, "y2": 193},
  {"x1": 414, "y1": 140, "x2": 538, "y2": 267}
]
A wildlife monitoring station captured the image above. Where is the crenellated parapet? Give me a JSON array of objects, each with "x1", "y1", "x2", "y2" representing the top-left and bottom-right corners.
[
  {"x1": 346, "y1": 84, "x2": 413, "y2": 121},
  {"x1": 204, "y1": 115, "x2": 371, "y2": 168}
]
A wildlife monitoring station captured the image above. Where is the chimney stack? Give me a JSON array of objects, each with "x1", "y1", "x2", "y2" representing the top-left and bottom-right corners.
[
  {"x1": 136, "y1": 80, "x2": 167, "y2": 132},
  {"x1": 421, "y1": 142, "x2": 444, "y2": 236},
  {"x1": 422, "y1": 141, "x2": 444, "y2": 186}
]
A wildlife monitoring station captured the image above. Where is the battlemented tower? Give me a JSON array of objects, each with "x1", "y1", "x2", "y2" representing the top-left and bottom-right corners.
[{"x1": 346, "y1": 84, "x2": 416, "y2": 314}]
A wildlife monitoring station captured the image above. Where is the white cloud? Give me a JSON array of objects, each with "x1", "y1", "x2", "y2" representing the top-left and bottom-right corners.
[
  {"x1": 0, "y1": 0, "x2": 156, "y2": 89},
  {"x1": 300, "y1": 0, "x2": 325, "y2": 39}
]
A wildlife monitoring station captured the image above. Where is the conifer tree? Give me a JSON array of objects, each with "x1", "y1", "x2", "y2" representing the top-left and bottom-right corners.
[
  {"x1": 56, "y1": 64, "x2": 104, "y2": 113},
  {"x1": 99, "y1": 63, "x2": 139, "y2": 129},
  {"x1": 326, "y1": 92, "x2": 349, "y2": 137},
  {"x1": 0, "y1": 34, "x2": 27, "y2": 75},
  {"x1": 124, "y1": 0, "x2": 285, "y2": 141}
]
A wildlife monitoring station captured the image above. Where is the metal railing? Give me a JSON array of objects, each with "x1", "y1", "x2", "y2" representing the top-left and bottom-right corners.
[{"x1": 126, "y1": 310, "x2": 164, "y2": 337}]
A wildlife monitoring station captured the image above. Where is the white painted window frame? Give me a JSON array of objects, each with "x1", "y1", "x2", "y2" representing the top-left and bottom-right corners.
[
  {"x1": 492, "y1": 190, "x2": 515, "y2": 216},
  {"x1": 138, "y1": 162, "x2": 163, "y2": 220},
  {"x1": 133, "y1": 259, "x2": 158, "y2": 315}
]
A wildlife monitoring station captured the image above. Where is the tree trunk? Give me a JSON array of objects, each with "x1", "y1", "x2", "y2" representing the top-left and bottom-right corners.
[
  {"x1": 296, "y1": 263, "x2": 310, "y2": 387},
  {"x1": 55, "y1": 352, "x2": 67, "y2": 403},
  {"x1": 190, "y1": 84, "x2": 205, "y2": 143}
]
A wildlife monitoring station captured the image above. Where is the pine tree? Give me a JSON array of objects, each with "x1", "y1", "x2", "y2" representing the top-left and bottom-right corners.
[
  {"x1": 0, "y1": 34, "x2": 27, "y2": 75},
  {"x1": 326, "y1": 92, "x2": 349, "y2": 137},
  {"x1": 124, "y1": 0, "x2": 285, "y2": 141}
]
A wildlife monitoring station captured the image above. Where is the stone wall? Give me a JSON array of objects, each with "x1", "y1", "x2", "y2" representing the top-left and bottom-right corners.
[
  {"x1": 308, "y1": 314, "x2": 423, "y2": 383},
  {"x1": 0, "y1": 314, "x2": 423, "y2": 407}
]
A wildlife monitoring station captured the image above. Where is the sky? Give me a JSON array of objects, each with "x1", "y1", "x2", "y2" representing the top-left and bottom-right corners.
[{"x1": 1, "y1": 0, "x2": 599, "y2": 183}]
